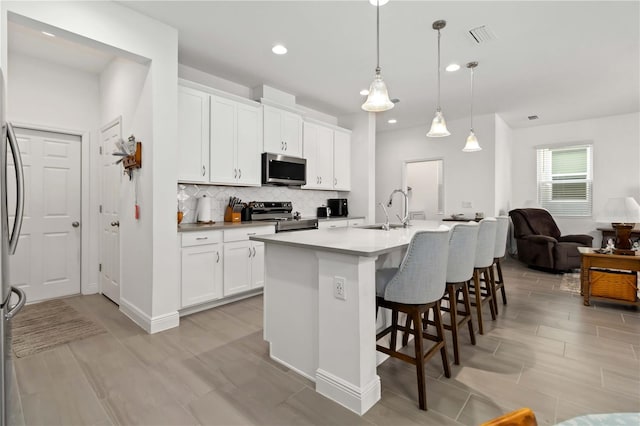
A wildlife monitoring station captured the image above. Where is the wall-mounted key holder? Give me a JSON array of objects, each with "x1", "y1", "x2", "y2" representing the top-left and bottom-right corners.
[{"x1": 113, "y1": 135, "x2": 142, "y2": 180}]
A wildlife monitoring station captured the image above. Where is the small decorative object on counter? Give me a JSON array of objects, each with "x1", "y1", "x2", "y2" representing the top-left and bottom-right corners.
[
  {"x1": 225, "y1": 196, "x2": 242, "y2": 223},
  {"x1": 196, "y1": 194, "x2": 213, "y2": 223}
]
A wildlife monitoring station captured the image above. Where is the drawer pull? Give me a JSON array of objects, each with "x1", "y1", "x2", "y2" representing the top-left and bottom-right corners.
[
  {"x1": 196, "y1": 237, "x2": 208, "y2": 240},
  {"x1": 247, "y1": 232, "x2": 256, "y2": 236}
]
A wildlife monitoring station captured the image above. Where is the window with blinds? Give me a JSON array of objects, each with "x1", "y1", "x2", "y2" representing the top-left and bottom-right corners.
[{"x1": 536, "y1": 144, "x2": 593, "y2": 216}]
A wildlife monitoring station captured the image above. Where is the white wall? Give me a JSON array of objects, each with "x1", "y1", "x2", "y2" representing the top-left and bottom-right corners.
[
  {"x1": 376, "y1": 114, "x2": 497, "y2": 223},
  {"x1": 7, "y1": 51, "x2": 101, "y2": 294},
  {"x1": 2, "y1": 1, "x2": 180, "y2": 332},
  {"x1": 494, "y1": 114, "x2": 513, "y2": 216},
  {"x1": 511, "y1": 112, "x2": 640, "y2": 245},
  {"x1": 338, "y1": 112, "x2": 376, "y2": 222}
]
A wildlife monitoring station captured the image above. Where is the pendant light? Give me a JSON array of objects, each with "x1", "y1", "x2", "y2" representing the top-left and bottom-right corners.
[
  {"x1": 427, "y1": 20, "x2": 450, "y2": 137},
  {"x1": 361, "y1": 0, "x2": 394, "y2": 112},
  {"x1": 463, "y1": 61, "x2": 482, "y2": 152}
]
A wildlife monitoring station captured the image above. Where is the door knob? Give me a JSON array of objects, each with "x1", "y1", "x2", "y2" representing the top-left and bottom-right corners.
[
  {"x1": 111, "y1": 221, "x2": 120, "y2": 227},
  {"x1": 72, "y1": 221, "x2": 80, "y2": 228}
]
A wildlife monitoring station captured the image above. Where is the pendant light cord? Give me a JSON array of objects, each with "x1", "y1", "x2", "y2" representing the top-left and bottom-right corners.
[
  {"x1": 376, "y1": 0, "x2": 380, "y2": 73},
  {"x1": 437, "y1": 29, "x2": 441, "y2": 111},
  {"x1": 470, "y1": 66, "x2": 474, "y2": 130}
]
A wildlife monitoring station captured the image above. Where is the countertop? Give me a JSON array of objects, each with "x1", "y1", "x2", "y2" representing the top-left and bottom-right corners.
[
  {"x1": 178, "y1": 216, "x2": 365, "y2": 232},
  {"x1": 178, "y1": 221, "x2": 277, "y2": 232},
  {"x1": 250, "y1": 220, "x2": 448, "y2": 257}
]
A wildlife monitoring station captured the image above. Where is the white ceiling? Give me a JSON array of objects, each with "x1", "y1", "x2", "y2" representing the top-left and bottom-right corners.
[{"x1": 9, "y1": 1, "x2": 640, "y2": 133}]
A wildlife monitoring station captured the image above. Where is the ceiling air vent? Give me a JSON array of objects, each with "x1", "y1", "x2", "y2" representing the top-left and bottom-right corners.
[{"x1": 468, "y1": 25, "x2": 497, "y2": 44}]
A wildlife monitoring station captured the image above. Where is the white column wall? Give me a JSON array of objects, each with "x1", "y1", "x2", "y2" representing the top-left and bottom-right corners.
[
  {"x1": 2, "y1": 1, "x2": 180, "y2": 332},
  {"x1": 376, "y1": 114, "x2": 497, "y2": 223},
  {"x1": 511, "y1": 112, "x2": 640, "y2": 245},
  {"x1": 494, "y1": 114, "x2": 513, "y2": 216}
]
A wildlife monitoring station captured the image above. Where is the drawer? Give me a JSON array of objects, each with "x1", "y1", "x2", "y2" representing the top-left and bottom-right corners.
[
  {"x1": 182, "y1": 231, "x2": 223, "y2": 247},
  {"x1": 318, "y1": 220, "x2": 348, "y2": 230},
  {"x1": 224, "y1": 225, "x2": 275, "y2": 242},
  {"x1": 348, "y1": 219, "x2": 363, "y2": 227}
]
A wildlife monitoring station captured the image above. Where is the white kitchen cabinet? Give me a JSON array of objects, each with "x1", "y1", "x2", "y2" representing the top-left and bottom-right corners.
[
  {"x1": 180, "y1": 231, "x2": 223, "y2": 308},
  {"x1": 333, "y1": 130, "x2": 351, "y2": 191},
  {"x1": 178, "y1": 86, "x2": 210, "y2": 182},
  {"x1": 302, "y1": 122, "x2": 334, "y2": 190},
  {"x1": 263, "y1": 104, "x2": 302, "y2": 156},
  {"x1": 210, "y1": 96, "x2": 262, "y2": 186},
  {"x1": 222, "y1": 225, "x2": 273, "y2": 296},
  {"x1": 318, "y1": 219, "x2": 349, "y2": 229}
]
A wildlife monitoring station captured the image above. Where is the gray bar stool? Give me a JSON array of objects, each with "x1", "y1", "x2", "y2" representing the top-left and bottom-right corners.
[
  {"x1": 491, "y1": 216, "x2": 510, "y2": 314},
  {"x1": 469, "y1": 218, "x2": 497, "y2": 334},
  {"x1": 375, "y1": 228, "x2": 451, "y2": 411}
]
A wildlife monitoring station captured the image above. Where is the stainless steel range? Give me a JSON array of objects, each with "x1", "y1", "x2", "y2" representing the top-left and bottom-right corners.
[{"x1": 250, "y1": 201, "x2": 318, "y2": 232}]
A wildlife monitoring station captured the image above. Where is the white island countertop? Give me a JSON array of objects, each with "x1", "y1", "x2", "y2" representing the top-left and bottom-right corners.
[{"x1": 250, "y1": 220, "x2": 447, "y2": 257}]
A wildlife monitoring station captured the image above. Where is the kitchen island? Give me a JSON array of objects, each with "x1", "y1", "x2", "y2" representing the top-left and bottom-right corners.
[{"x1": 250, "y1": 221, "x2": 448, "y2": 415}]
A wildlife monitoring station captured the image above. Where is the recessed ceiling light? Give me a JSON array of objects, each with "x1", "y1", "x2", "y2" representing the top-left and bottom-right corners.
[
  {"x1": 360, "y1": 89, "x2": 370, "y2": 96},
  {"x1": 388, "y1": 119, "x2": 397, "y2": 124},
  {"x1": 445, "y1": 63, "x2": 460, "y2": 72},
  {"x1": 369, "y1": 0, "x2": 390, "y2": 5},
  {"x1": 41, "y1": 31, "x2": 55, "y2": 37},
  {"x1": 272, "y1": 44, "x2": 287, "y2": 55}
]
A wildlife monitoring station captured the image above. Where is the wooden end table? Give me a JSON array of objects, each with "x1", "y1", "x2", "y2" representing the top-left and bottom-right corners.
[{"x1": 578, "y1": 247, "x2": 640, "y2": 306}]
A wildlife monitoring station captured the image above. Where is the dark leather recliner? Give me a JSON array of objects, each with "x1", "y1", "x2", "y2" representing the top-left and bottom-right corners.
[{"x1": 509, "y1": 208, "x2": 593, "y2": 271}]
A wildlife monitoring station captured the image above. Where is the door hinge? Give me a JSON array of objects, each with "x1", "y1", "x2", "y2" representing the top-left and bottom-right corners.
[
  {"x1": 99, "y1": 146, "x2": 103, "y2": 155},
  {"x1": 99, "y1": 205, "x2": 103, "y2": 213},
  {"x1": 99, "y1": 263, "x2": 102, "y2": 272}
]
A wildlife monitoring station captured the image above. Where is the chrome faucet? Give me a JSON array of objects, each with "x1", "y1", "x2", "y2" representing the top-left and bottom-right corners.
[
  {"x1": 377, "y1": 203, "x2": 390, "y2": 231},
  {"x1": 387, "y1": 188, "x2": 410, "y2": 227}
]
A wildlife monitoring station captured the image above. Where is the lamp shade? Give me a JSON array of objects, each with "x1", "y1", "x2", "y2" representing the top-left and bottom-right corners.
[
  {"x1": 427, "y1": 110, "x2": 450, "y2": 137},
  {"x1": 599, "y1": 197, "x2": 640, "y2": 224},
  {"x1": 462, "y1": 131, "x2": 481, "y2": 152},
  {"x1": 361, "y1": 74, "x2": 394, "y2": 112}
]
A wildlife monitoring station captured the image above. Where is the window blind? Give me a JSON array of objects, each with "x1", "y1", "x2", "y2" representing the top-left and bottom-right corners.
[{"x1": 536, "y1": 144, "x2": 593, "y2": 216}]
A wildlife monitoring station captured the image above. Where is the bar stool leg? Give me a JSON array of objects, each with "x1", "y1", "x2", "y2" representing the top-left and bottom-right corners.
[
  {"x1": 497, "y1": 258, "x2": 507, "y2": 305},
  {"x1": 390, "y1": 309, "x2": 399, "y2": 351},
  {"x1": 462, "y1": 280, "x2": 476, "y2": 345},
  {"x1": 489, "y1": 263, "x2": 499, "y2": 316},
  {"x1": 484, "y1": 267, "x2": 497, "y2": 320},
  {"x1": 433, "y1": 301, "x2": 451, "y2": 378},
  {"x1": 447, "y1": 284, "x2": 460, "y2": 365},
  {"x1": 473, "y1": 269, "x2": 484, "y2": 334},
  {"x1": 412, "y1": 308, "x2": 427, "y2": 410}
]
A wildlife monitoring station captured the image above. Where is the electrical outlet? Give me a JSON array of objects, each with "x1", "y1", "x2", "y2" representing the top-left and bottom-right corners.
[
  {"x1": 334, "y1": 276, "x2": 346, "y2": 300},
  {"x1": 462, "y1": 201, "x2": 472, "y2": 208}
]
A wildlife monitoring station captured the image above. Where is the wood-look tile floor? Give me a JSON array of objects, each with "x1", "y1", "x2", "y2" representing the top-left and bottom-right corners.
[{"x1": 15, "y1": 258, "x2": 640, "y2": 425}]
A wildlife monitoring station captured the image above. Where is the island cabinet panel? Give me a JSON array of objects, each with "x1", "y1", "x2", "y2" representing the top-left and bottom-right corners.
[{"x1": 223, "y1": 241, "x2": 253, "y2": 296}]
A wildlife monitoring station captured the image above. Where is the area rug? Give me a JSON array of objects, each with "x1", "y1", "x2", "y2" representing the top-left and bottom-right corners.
[
  {"x1": 558, "y1": 272, "x2": 582, "y2": 294},
  {"x1": 11, "y1": 299, "x2": 106, "y2": 358}
]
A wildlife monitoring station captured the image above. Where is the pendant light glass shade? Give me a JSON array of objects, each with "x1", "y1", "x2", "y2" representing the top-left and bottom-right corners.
[
  {"x1": 362, "y1": 0, "x2": 394, "y2": 112},
  {"x1": 427, "y1": 20, "x2": 450, "y2": 137},
  {"x1": 362, "y1": 71, "x2": 394, "y2": 111},
  {"x1": 427, "y1": 110, "x2": 450, "y2": 137},
  {"x1": 462, "y1": 61, "x2": 482, "y2": 152},
  {"x1": 463, "y1": 131, "x2": 481, "y2": 152}
]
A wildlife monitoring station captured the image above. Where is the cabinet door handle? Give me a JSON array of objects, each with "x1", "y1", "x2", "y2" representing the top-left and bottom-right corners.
[
  {"x1": 238, "y1": 169, "x2": 242, "y2": 179},
  {"x1": 319, "y1": 176, "x2": 322, "y2": 184},
  {"x1": 234, "y1": 168, "x2": 237, "y2": 179},
  {"x1": 285, "y1": 142, "x2": 288, "y2": 151},
  {"x1": 202, "y1": 165, "x2": 206, "y2": 176},
  {"x1": 281, "y1": 141, "x2": 284, "y2": 150},
  {"x1": 249, "y1": 247, "x2": 252, "y2": 257},
  {"x1": 334, "y1": 178, "x2": 337, "y2": 186},
  {"x1": 216, "y1": 251, "x2": 220, "y2": 263},
  {"x1": 252, "y1": 247, "x2": 256, "y2": 257},
  {"x1": 196, "y1": 237, "x2": 208, "y2": 240}
]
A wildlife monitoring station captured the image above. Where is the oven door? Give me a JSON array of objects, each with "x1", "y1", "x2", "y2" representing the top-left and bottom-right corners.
[{"x1": 262, "y1": 153, "x2": 306, "y2": 186}]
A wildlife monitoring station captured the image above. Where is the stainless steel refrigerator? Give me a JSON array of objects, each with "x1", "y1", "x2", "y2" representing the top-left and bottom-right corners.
[{"x1": 0, "y1": 69, "x2": 26, "y2": 426}]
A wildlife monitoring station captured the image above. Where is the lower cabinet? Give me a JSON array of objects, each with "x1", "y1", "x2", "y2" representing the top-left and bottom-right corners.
[
  {"x1": 223, "y1": 240, "x2": 265, "y2": 296},
  {"x1": 180, "y1": 232, "x2": 224, "y2": 308}
]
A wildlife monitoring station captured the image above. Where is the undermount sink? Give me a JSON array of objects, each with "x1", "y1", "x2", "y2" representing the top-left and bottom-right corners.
[{"x1": 358, "y1": 223, "x2": 406, "y2": 230}]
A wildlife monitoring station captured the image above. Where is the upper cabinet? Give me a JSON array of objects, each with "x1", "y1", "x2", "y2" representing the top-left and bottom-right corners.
[
  {"x1": 178, "y1": 83, "x2": 261, "y2": 187},
  {"x1": 210, "y1": 96, "x2": 261, "y2": 186},
  {"x1": 333, "y1": 130, "x2": 351, "y2": 191},
  {"x1": 263, "y1": 104, "x2": 302, "y2": 157},
  {"x1": 302, "y1": 121, "x2": 351, "y2": 191},
  {"x1": 177, "y1": 86, "x2": 210, "y2": 182}
]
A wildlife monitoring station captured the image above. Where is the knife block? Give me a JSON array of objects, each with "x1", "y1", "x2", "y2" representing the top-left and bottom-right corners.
[{"x1": 224, "y1": 206, "x2": 241, "y2": 223}]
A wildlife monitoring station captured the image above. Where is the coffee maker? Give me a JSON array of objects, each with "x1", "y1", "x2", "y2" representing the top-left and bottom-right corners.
[{"x1": 327, "y1": 198, "x2": 348, "y2": 217}]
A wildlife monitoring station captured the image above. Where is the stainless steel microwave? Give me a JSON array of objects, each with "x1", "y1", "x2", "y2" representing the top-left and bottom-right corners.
[{"x1": 261, "y1": 153, "x2": 306, "y2": 186}]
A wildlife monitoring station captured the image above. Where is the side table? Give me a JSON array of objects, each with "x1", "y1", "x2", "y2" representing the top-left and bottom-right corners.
[{"x1": 578, "y1": 247, "x2": 640, "y2": 306}]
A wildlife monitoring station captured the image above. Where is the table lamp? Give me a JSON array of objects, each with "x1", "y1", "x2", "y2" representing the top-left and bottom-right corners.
[{"x1": 600, "y1": 197, "x2": 640, "y2": 255}]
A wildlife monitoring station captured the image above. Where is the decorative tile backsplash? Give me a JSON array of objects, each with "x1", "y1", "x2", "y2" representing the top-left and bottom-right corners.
[{"x1": 178, "y1": 184, "x2": 338, "y2": 223}]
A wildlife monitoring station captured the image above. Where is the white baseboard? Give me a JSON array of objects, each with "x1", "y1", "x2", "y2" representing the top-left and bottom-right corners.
[
  {"x1": 315, "y1": 368, "x2": 380, "y2": 416},
  {"x1": 119, "y1": 297, "x2": 180, "y2": 334}
]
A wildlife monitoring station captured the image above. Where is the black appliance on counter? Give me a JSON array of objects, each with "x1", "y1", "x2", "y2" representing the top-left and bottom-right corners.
[
  {"x1": 327, "y1": 198, "x2": 348, "y2": 217},
  {"x1": 251, "y1": 201, "x2": 318, "y2": 232}
]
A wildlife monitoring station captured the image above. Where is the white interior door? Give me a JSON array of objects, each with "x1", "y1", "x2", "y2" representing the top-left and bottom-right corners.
[
  {"x1": 8, "y1": 127, "x2": 81, "y2": 303},
  {"x1": 100, "y1": 119, "x2": 121, "y2": 304}
]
